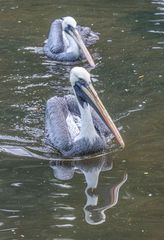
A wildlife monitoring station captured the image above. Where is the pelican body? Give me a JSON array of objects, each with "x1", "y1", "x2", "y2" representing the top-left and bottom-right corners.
[
  {"x1": 45, "y1": 67, "x2": 125, "y2": 157},
  {"x1": 43, "y1": 16, "x2": 98, "y2": 67}
]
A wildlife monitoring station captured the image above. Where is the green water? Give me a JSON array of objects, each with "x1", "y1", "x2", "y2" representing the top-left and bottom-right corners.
[{"x1": 0, "y1": 0, "x2": 164, "y2": 239}]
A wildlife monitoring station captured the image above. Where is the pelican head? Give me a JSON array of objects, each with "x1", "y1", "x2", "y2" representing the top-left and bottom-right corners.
[
  {"x1": 61, "y1": 16, "x2": 95, "y2": 67},
  {"x1": 70, "y1": 67, "x2": 125, "y2": 148},
  {"x1": 62, "y1": 16, "x2": 77, "y2": 30}
]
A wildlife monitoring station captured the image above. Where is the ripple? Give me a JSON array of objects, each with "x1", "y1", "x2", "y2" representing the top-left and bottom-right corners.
[
  {"x1": 57, "y1": 206, "x2": 75, "y2": 211},
  {"x1": 152, "y1": 1, "x2": 164, "y2": 5},
  {"x1": 0, "y1": 134, "x2": 36, "y2": 143},
  {"x1": 0, "y1": 228, "x2": 17, "y2": 232},
  {"x1": 55, "y1": 224, "x2": 74, "y2": 228},
  {"x1": 16, "y1": 83, "x2": 48, "y2": 90},
  {"x1": 7, "y1": 215, "x2": 20, "y2": 219},
  {"x1": 19, "y1": 46, "x2": 44, "y2": 54},
  {"x1": 54, "y1": 215, "x2": 76, "y2": 221},
  {"x1": 152, "y1": 46, "x2": 164, "y2": 49},
  {"x1": 10, "y1": 182, "x2": 23, "y2": 187},
  {"x1": 148, "y1": 30, "x2": 164, "y2": 34},
  {"x1": 49, "y1": 193, "x2": 69, "y2": 199},
  {"x1": 0, "y1": 208, "x2": 20, "y2": 213},
  {"x1": 0, "y1": 145, "x2": 47, "y2": 160},
  {"x1": 116, "y1": 102, "x2": 146, "y2": 121},
  {"x1": 51, "y1": 182, "x2": 72, "y2": 189}
]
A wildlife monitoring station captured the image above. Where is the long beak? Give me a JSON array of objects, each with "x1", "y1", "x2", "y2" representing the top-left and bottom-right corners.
[
  {"x1": 70, "y1": 29, "x2": 96, "y2": 68},
  {"x1": 80, "y1": 83, "x2": 125, "y2": 148}
]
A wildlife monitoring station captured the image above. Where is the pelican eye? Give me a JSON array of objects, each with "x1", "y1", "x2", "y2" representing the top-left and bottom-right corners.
[
  {"x1": 74, "y1": 79, "x2": 89, "y2": 108},
  {"x1": 65, "y1": 24, "x2": 74, "y2": 34},
  {"x1": 78, "y1": 78, "x2": 88, "y2": 87}
]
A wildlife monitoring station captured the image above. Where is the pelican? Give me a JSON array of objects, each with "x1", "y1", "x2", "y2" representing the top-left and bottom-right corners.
[
  {"x1": 45, "y1": 67, "x2": 125, "y2": 157},
  {"x1": 43, "y1": 16, "x2": 98, "y2": 67}
]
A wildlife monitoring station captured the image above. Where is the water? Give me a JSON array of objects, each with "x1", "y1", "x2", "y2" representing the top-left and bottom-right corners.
[{"x1": 0, "y1": 0, "x2": 164, "y2": 239}]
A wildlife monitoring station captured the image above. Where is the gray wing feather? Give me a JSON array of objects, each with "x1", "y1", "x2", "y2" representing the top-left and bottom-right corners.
[
  {"x1": 43, "y1": 19, "x2": 65, "y2": 60},
  {"x1": 45, "y1": 96, "x2": 72, "y2": 152},
  {"x1": 64, "y1": 95, "x2": 80, "y2": 116},
  {"x1": 77, "y1": 25, "x2": 99, "y2": 46}
]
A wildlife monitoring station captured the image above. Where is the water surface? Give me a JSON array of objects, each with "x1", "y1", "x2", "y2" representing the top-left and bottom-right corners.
[{"x1": 0, "y1": 0, "x2": 164, "y2": 239}]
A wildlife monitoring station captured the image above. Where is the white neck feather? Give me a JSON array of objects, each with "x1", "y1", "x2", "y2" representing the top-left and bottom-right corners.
[
  {"x1": 63, "y1": 32, "x2": 80, "y2": 57},
  {"x1": 75, "y1": 103, "x2": 99, "y2": 144}
]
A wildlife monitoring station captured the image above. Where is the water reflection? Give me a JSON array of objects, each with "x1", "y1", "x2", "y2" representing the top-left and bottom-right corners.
[{"x1": 50, "y1": 156, "x2": 127, "y2": 225}]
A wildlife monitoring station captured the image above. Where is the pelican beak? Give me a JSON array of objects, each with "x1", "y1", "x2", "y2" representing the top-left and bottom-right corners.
[
  {"x1": 80, "y1": 83, "x2": 125, "y2": 148},
  {"x1": 70, "y1": 28, "x2": 96, "y2": 68}
]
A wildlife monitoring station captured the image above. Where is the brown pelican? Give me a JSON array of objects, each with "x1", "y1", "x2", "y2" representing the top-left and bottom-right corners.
[
  {"x1": 45, "y1": 67, "x2": 125, "y2": 157},
  {"x1": 43, "y1": 16, "x2": 98, "y2": 67}
]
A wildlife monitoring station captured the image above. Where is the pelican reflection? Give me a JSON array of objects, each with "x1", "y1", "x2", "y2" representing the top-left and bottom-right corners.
[{"x1": 50, "y1": 156, "x2": 128, "y2": 225}]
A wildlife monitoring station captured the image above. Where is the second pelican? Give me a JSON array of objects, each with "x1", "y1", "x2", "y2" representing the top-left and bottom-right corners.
[
  {"x1": 43, "y1": 16, "x2": 97, "y2": 67},
  {"x1": 45, "y1": 67, "x2": 125, "y2": 157}
]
